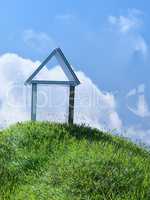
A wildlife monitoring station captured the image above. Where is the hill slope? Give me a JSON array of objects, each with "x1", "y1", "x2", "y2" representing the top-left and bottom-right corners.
[{"x1": 0, "y1": 122, "x2": 150, "y2": 200}]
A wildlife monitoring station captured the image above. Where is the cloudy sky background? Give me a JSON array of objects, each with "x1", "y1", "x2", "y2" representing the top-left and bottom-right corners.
[{"x1": 0, "y1": 1, "x2": 150, "y2": 144}]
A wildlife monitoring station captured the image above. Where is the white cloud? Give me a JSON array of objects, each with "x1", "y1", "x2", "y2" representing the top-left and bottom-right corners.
[
  {"x1": 74, "y1": 71, "x2": 122, "y2": 130},
  {"x1": 23, "y1": 30, "x2": 56, "y2": 52},
  {"x1": 108, "y1": 9, "x2": 148, "y2": 57},
  {"x1": 0, "y1": 53, "x2": 122, "y2": 131},
  {"x1": 128, "y1": 95, "x2": 150, "y2": 118},
  {"x1": 1, "y1": 53, "x2": 150, "y2": 145},
  {"x1": 108, "y1": 9, "x2": 142, "y2": 34},
  {"x1": 133, "y1": 35, "x2": 148, "y2": 56},
  {"x1": 108, "y1": 15, "x2": 137, "y2": 33},
  {"x1": 124, "y1": 126, "x2": 150, "y2": 145},
  {"x1": 127, "y1": 84, "x2": 150, "y2": 118}
]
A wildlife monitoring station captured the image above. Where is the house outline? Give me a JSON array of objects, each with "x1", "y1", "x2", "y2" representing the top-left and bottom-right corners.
[{"x1": 25, "y1": 48, "x2": 80, "y2": 123}]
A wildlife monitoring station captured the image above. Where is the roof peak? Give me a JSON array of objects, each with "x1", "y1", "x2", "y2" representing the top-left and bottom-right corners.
[{"x1": 25, "y1": 48, "x2": 80, "y2": 86}]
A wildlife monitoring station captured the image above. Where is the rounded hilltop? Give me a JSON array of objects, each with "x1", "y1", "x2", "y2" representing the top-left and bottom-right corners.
[{"x1": 0, "y1": 122, "x2": 150, "y2": 200}]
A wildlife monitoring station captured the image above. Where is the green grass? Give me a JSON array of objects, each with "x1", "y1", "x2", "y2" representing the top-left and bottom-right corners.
[{"x1": 0, "y1": 122, "x2": 150, "y2": 199}]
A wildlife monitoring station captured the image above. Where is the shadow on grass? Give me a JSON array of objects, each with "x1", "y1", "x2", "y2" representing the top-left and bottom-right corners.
[{"x1": 63, "y1": 123, "x2": 150, "y2": 158}]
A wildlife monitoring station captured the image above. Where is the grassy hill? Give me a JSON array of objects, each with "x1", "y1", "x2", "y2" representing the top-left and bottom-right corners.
[{"x1": 0, "y1": 122, "x2": 150, "y2": 200}]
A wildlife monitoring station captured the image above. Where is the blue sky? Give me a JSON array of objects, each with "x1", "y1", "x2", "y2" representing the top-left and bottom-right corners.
[
  {"x1": 0, "y1": 0, "x2": 150, "y2": 142},
  {"x1": 0, "y1": 0, "x2": 149, "y2": 86}
]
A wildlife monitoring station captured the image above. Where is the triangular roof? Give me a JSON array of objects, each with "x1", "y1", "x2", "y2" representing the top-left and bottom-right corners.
[{"x1": 25, "y1": 48, "x2": 80, "y2": 86}]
